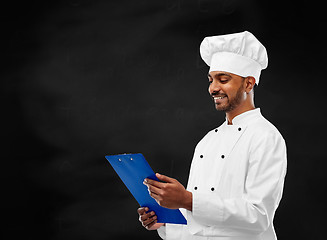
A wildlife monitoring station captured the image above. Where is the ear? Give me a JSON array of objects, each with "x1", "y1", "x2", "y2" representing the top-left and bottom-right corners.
[{"x1": 244, "y1": 77, "x2": 256, "y2": 93}]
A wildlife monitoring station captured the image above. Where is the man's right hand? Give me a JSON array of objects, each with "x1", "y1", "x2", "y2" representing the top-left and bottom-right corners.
[{"x1": 137, "y1": 207, "x2": 165, "y2": 230}]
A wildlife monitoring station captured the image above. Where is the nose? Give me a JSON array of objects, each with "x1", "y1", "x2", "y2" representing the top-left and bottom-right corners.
[{"x1": 208, "y1": 80, "x2": 222, "y2": 96}]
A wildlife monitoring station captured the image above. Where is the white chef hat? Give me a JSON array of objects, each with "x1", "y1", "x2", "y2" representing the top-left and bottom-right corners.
[{"x1": 200, "y1": 31, "x2": 268, "y2": 85}]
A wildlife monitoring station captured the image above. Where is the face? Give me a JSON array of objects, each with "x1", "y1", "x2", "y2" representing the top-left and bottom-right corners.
[{"x1": 208, "y1": 71, "x2": 246, "y2": 112}]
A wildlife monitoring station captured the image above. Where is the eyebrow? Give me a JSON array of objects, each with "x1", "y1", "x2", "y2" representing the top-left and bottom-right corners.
[{"x1": 207, "y1": 73, "x2": 232, "y2": 79}]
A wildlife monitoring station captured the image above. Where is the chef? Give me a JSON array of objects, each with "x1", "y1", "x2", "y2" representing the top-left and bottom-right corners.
[{"x1": 138, "y1": 31, "x2": 287, "y2": 240}]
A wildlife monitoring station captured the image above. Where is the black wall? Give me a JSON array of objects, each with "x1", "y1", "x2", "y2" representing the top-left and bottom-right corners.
[{"x1": 3, "y1": 0, "x2": 326, "y2": 239}]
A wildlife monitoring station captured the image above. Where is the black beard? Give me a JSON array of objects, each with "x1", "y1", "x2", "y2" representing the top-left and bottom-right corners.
[{"x1": 215, "y1": 85, "x2": 244, "y2": 112}]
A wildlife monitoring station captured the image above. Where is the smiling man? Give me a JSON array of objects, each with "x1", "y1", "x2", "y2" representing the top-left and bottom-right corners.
[
  {"x1": 138, "y1": 31, "x2": 287, "y2": 240},
  {"x1": 208, "y1": 71, "x2": 255, "y2": 123}
]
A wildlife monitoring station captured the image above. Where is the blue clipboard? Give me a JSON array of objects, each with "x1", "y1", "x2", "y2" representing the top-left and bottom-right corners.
[{"x1": 105, "y1": 153, "x2": 187, "y2": 224}]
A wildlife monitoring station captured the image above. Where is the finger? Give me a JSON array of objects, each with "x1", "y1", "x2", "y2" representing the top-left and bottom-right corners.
[
  {"x1": 149, "y1": 191, "x2": 163, "y2": 203},
  {"x1": 140, "y1": 210, "x2": 155, "y2": 221},
  {"x1": 156, "y1": 173, "x2": 176, "y2": 183},
  {"x1": 144, "y1": 178, "x2": 165, "y2": 188},
  {"x1": 137, "y1": 207, "x2": 149, "y2": 215},
  {"x1": 145, "y1": 219, "x2": 158, "y2": 230},
  {"x1": 147, "y1": 184, "x2": 162, "y2": 195},
  {"x1": 143, "y1": 214, "x2": 158, "y2": 227},
  {"x1": 145, "y1": 218, "x2": 158, "y2": 229}
]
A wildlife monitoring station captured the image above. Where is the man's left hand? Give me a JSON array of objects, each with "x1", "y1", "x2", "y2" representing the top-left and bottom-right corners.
[{"x1": 143, "y1": 173, "x2": 192, "y2": 211}]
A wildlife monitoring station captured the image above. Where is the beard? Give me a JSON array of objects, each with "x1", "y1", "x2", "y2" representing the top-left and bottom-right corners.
[{"x1": 215, "y1": 84, "x2": 244, "y2": 112}]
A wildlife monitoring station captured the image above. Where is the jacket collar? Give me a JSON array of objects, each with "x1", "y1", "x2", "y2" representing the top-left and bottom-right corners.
[{"x1": 225, "y1": 108, "x2": 262, "y2": 126}]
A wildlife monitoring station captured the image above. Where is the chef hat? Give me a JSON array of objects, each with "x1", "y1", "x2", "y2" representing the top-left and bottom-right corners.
[{"x1": 200, "y1": 31, "x2": 268, "y2": 85}]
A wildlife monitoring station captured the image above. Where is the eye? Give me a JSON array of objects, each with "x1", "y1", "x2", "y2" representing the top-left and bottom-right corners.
[
  {"x1": 208, "y1": 80, "x2": 213, "y2": 85},
  {"x1": 220, "y1": 79, "x2": 229, "y2": 83}
]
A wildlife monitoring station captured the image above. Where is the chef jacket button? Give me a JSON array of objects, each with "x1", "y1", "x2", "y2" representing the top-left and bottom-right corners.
[
  {"x1": 221, "y1": 155, "x2": 225, "y2": 159},
  {"x1": 200, "y1": 155, "x2": 203, "y2": 158},
  {"x1": 211, "y1": 187, "x2": 215, "y2": 191},
  {"x1": 238, "y1": 127, "x2": 241, "y2": 131},
  {"x1": 194, "y1": 186, "x2": 198, "y2": 190},
  {"x1": 215, "y1": 129, "x2": 218, "y2": 132}
]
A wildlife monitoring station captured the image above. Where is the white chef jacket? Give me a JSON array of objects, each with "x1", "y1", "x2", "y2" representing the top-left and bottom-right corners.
[{"x1": 157, "y1": 108, "x2": 287, "y2": 240}]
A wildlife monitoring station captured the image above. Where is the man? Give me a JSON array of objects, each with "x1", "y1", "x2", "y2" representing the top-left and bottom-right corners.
[{"x1": 138, "y1": 31, "x2": 287, "y2": 240}]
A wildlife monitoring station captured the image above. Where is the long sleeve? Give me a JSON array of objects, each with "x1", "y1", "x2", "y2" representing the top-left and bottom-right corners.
[
  {"x1": 157, "y1": 225, "x2": 166, "y2": 239},
  {"x1": 190, "y1": 130, "x2": 287, "y2": 235},
  {"x1": 157, "y1": 208, "x2": 186, "y2": 239},
  {"x1": 157, "y1": 223, "x2": 185, "y2": 240}
]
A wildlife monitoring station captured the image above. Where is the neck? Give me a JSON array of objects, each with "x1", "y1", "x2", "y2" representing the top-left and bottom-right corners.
[{"x1": 226, "y1": 101, "x2": 255, "y2": 125}]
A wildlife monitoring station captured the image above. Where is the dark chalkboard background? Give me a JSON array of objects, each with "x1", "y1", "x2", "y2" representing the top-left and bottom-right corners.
[{"x1": 2, "y1": 0, "x2": 326, "y2": 239}]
